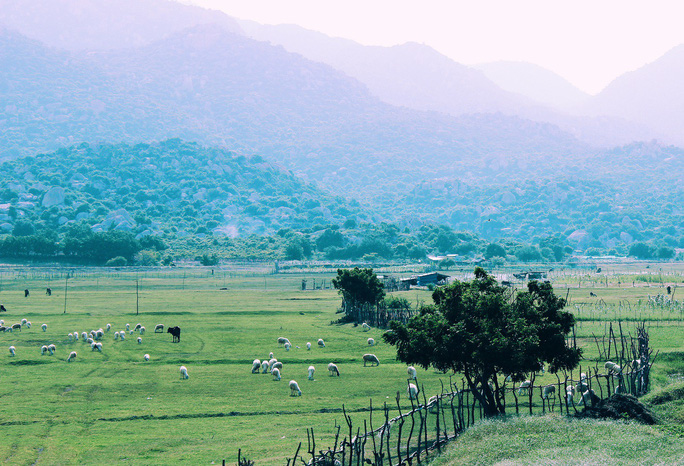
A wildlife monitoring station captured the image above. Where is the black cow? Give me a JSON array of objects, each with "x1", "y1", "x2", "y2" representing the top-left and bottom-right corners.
[
  {"x1": 0, "y1": 304, "x2": 6, "y2": 312},
  {"x1": 167, "y1": 326, "x2": 181, "y2": 343},
  {"x1": 46, "y1": 287, "x2": 52, "y2": 296},
  {"x1": 24, "y1": 289, "x2": 29, "y2": 297}
]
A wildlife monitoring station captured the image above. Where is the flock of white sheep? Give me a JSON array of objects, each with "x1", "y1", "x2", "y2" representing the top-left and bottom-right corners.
[{"x1": 251, "y1": 322, "x2": 381, "y2": 397}]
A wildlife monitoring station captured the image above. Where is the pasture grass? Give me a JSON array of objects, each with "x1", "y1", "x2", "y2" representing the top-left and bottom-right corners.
[{"x1": 0, "y1": 265, "x2": 682, "y2": 464}]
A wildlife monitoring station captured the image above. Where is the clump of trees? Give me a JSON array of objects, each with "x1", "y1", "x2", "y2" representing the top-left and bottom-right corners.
[{"x1": 383, "y1": 267, "x2": 581, "y2": 417}]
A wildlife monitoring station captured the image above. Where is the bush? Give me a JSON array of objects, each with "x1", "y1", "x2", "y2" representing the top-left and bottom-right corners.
[{"x1": 105, "y1": 256, "x2": 128, "y2": 266}]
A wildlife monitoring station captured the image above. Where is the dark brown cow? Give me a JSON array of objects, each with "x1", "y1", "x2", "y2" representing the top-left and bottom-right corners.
[{"x1": 167, "y1": 326, "x2": 181, "y2": 343}]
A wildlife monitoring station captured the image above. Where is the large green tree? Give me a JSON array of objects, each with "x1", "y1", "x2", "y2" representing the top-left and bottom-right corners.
[
  {"x1": 383, "y1": 267, "x2": 580, "y2": 417},
  {"x1": 332, "y1": 267, "x2": 385, "y2": 310}
]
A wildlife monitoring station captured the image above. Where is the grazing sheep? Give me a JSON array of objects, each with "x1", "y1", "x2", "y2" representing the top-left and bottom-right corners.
[
  {"x1": 252, "y1": 359, "x2": 261, "y2": 373},
  {"x1": 407, "y1": 366, "x2": 418, "y2": 380},
  {"x1": 317, "y1": 339, "x2": 325, "y2": 348},
  {"x1": 134, "y1": 323, "x2": 142, "y2": 331},
  {"x1": 261, "y1": 360, "x2": 270, "y2": 374},
  {"x1": 26, "y1": 321, "x2": 31, "y2": 329},
  {"x1": 272, "y1": 367, "x2": 281, "y2": 381},
  {"x1": 73, "y1": 332, "x2": 78, "y2": 341},
  {"x1": 143, "y1": 354, "x2": 150, "y2": 361},
  {"x1": 284, "y1": 342, "x2": 291, "y2": 351},
  {"x1": 9, "y1": 345, "x2": 15, "y2": 356},
  {"x1": 179, "y1": 366, "x2": 189, "y2": 379},
  {"x1": 362, "y1": 322, "x2": 370, "y2": 332},
  {"x1": 114, "y1": 332, "x2": 120, "y2": 341},
  {"x1": 269, "y1": 352, "x2": 274, "y2": 359},
  {"x1": 119, "y1": 333, "x2": 125, "y2": 341},
  {"x1": 268, "y1": 358, "x2": 278, "y2": 369},
  {"x1": 604, "y1": 361, "x2": 622, "y2": 375},
  {"x1": 137, "y1": 337, "x2": 142, "y2": 344},
  {"x1": 428, "y1": 395, "x2": 440, "y2": 413},
  {"x1": 67, "y1": 351, "x2": 77, "y2": 362},
  {"x1": 68, "y1": 333, "x2": 74, "y2": 341},
  {"x1": 0, "y1": 326, "x2": 6, "y2": 333},
  {"x1": 11, "y1": 323, "x2": 21, "y2": 331},
  {"x1": 41, "y1": 345, "x2": 48, "y2": 355},
  {"x1": 306, "y1": 342, "x2": 311, "y2": 351},
  {"x1": 308, "y1": 365, "x2": 315, "y2": 380},
  {"x1": 272, "y1": 361, "x2": 283, "y2": 371},
  {"x1": 91, "y1": 342, "x2": 97, "y2": 351},
  {"x1": 578, "y1": 389, "x2": 599, "y2": 407},
  {"x1": 154, "y1": 324, "x2": 164, "y2": 333},
  {"x1": 277, "y1": 337, "x2": 290, "y2": 346},
  {"x1": 367, "y1": 338, "x2": 375, "y2": 346},
  {"x1": 86, "y1": 338, "x2": 94, "y2": 345},
  {"x1": 125, "y1": 324, "x2": 130, "y2": 331},
  {"x1": 542, "y1": 385, "x2": 556, "y2": 399},
  {"x1": 21, "y1": 318, "x2": 27, "y2": 326},
  {"x1": 129, "y1": 329, "x2": 134, "y2": 335},
  {"x1": 566, "y1": 385, "x2": 576, "y2": 404},
  {"x1": 139, "y1": 326, "x2": 145, "y2": 335},
  {"x1": 363, "y1": 354, "x2": 380, "y2": 367},
  {"x1": 106, "y1": 323, "x2": 111, "y2": 332},
  {"x1": 517, "y1": 380, "x2": 532, "y2": 396},
  {"x1": 289, "y1": 380, "x2": 302, "y2": 396},
  {"x1": 95, "y1": 342, "x2": 102, "y2": 352},
  {"x1": 328, "y1": 363, "x2": 340, "y2": 377},
  {"x1": 47, "y1": 344, "x2": 56, "y2": 355},
  {"x1": 81, "y1": 332, "x2": 88, "y2": 340},
  {"x1": 407, "y1": 383, "x2": 419, "y2": 400}
]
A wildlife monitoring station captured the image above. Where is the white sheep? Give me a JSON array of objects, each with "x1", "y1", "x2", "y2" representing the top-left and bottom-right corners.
[
  {"x1": 95, "y1": 342, "x2": 102, "y2": 352},
  {"x1": 68, "y1": 333, "x2": 74, "y2": 342},
  {"x1": 272, "y1": 367, "x2": 281, "y2": 381},
  {"x1": 268, "y1": 358, "x2": 278, "y2": 369},
  {"x1": 272, "y1": 361, "x2": 283, "y2": 371},
  {"x1": 328, "y1": 363, "x2": 340, "y2": 377},
  {"x1": 134, "y1": 323, "x2": 142, "y2": 331},
  {"x1": 317, "y1": 339, "x2": 325, "y2": 348},
  {"x1": 179, "y1": 365, "x2": 189, "y2": 379},
  {"x1": 306, "y1": 342, "x2": 311, "y2": 351},
  {"x1": 139, "y1": 326, "x2": 145, "y2": 335},
  {"x1": 26, "y1": 321, "x2": 31, "y2": 328},
  {"x1": 41, "y1": 323, "x2": 47, "y2": 332},
  {"x1": 86, "y1": 338, "x2": 94, "y2": 345},
  {"x1": 407, "y1": 383, "x2": 419, "y2": 400},
  {"x1": 277, "y1": 337, "x2": 290, "y2": 346},
  {"x1": 106, "y1": 323, "x2": 111, "y2": 332},
  {"x1": 67, "y1": 351, "x2": 77, "y2": 362},
  {"x1": 125, "y1": 323, "x2": 130, "y2": 331},
  {"x1": 289, "y1": 380, "x2": 302, "y2": 396},
  {"x1": 154, "y1": 324, "x2": 164, "y2": 333},
  {"x1": 96, "y1": 329, "x2": 104, "y2": 339},
  {"x1": 269, "y1": 352, "x2": 274, "y2": 359},
  {"x1": 81, "y1": 332, "x2": 88, "y2": 341},
  {"x1": 129, "y1": 329, "x2": 134, "y2": 335},
  {"x1": 114, "y1": 332, "x2": 120, "y2": 341},
  {"x1": 261, "y1": 360, "x2": 270, "y2": 374},
  {"x1": 604, "y1": 361, "x2": 622, "y2": 375},
  {"x1": 9, "y1": 345, "x2": 15, "y2": 356},
  {"x1": 578, "y1": 389, "x2": 598, "y2": 407},
  {"x1": 137, "y1": 337, "x2": 142, "y2": 344},
  {"x1": 48, "y1": 344, "x2": 56, "y2": 355},
  {"x1": 363, "y1": 354, "x2": 379, "y2": 367},
  {"x1": 91, "y1": 342, "x2": 97, "y2": 351},
  {"x1": 252, "y1": 359, "x2": 261, "y2": 373},
  {"x1": 41, "y1": 345, "x2": 48, "y2": 355},
  {"x1": 284, "y1": 342, "x2": 291, "y2": 351},
  {"x1": 517, "y1": 380, "x2": 531, "y2": 396},
  {"x1": 407, "y1": 366, "x2": 418, "y2": 380},
  {"x1": 566, "y1": 385, "x2": 576, "y2": 404},
  {"x1": 73, "y1": 332, "x2": 79, "y2": 341},
  {"x1": 367, "y1": 338, "x2": 375, "y2": 346},
  {"x1": 21, "y1": 318, "x2": 27, "y2": 326},
  {"x1": 308, "y1": 365, "x2": 315, "y2": 380},
  {"x1": 362, "y1": 322, "x2": 370, "y2": 332},
  {"x1": 119, "y1": 333, "x2": 125, "y2": 341},
  {"x1": 542, "y1": 385, "x2": 556, "y2": 399},
  {"x1": 143, "y1": 354, "x2": 150, "y2": 361}
]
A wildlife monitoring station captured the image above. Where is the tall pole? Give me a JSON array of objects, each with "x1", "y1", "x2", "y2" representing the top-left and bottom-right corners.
[{"x1": 63, "y1": 277, "x2": 68, "y2": 314}]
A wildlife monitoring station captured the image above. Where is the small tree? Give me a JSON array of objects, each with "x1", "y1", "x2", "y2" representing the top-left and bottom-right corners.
[
  {"x1": 383, "y1": 267, "x2": 580, "y2": 417},
  {"x1": 332, "y1": 267, "x2": 385, "y2": 311}
]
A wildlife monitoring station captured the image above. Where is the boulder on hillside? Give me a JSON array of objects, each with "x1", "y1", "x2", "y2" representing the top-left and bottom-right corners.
[{"x1": 42, "y1": 186, "x2": 65, "y2": 207}]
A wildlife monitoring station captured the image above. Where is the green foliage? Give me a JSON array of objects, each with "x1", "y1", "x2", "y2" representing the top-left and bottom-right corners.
[
  {"x1": 199, "y1": 254, "x2": 219, "y2": 266},
  {"x1": 332, "y1": 267, "x2": 385, "y2": 308},
  {"x1": 383, "y1": 267, "x2": 580, "y2": 416},
  {"x1": 105, "y1": 256, "x2": 128, "y2": 266},
  {"x1": 484, "y1": 243, "x2": 506, "y2": 259},
  {"x1": 629, "y1": 242, "x2": 654, "y2": 259}
]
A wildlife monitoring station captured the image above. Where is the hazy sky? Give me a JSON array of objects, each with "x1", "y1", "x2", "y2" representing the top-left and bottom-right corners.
[{"x1": 184, "y1": 0, "x2": 684, "y2": 95}]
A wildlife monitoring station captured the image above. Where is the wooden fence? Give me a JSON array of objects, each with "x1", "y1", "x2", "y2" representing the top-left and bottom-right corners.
[{"x1": 286, "y1": 323, "x2": 654, "y2": 466}]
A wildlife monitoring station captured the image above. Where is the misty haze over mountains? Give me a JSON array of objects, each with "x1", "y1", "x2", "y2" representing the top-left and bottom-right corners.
[{"x1": 0, "y1": 0, "x2": 682, "y2": 251}]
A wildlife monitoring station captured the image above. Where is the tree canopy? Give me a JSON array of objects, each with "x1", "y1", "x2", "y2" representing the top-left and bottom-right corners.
[
  {"x1": 383, "y1": 267, "x2": 581, "y2": 417},
  {"x1": 332, "y1": 267, "x2": 385, "y2": 309}
]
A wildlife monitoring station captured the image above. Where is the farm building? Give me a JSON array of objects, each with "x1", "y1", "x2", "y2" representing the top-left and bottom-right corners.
[
  {"x1": 399, "y1": 272, "x2": 450, "y2": 290},
  {"x1": 512, "y1": 271, "x2": 548, "y2": 281}
]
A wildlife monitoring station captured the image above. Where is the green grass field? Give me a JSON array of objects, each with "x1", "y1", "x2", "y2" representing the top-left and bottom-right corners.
[{"x1": 0, "y1": 265, "x2": 682, "y2": 465}]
